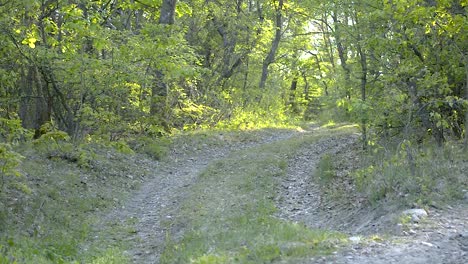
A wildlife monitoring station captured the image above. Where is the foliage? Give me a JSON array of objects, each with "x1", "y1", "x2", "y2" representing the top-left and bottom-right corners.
[
  {"x1": 0, "y1": 143, "x2": 25, "y2": 192},
  {"x1": 0, "y1": 118, "x2": 32, "y2": 143},
  {"x1": 0, "y1": 0, "x2": 464, "y2": 144},
  {"x1": 129, "y1": 136, "x2": 171, "y2": 160},
  {"x1": 0, "y1": 0, "x2": 467, "y2": 262}
]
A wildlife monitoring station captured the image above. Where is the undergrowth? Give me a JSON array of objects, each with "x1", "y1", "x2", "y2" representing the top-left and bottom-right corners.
[
  {"x1": 0, "y1": 131, "x2": 161, "y2": 263},
  {"x1": 354, "y1": 141, "x2": 468, "y2": 206},
  {"x1": 316, "y1": 153, "x2": 336, "y2": 186}
]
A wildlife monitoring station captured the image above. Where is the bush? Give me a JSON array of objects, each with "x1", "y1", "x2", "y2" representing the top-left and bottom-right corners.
[
  {"x1": 0, "y1": 118, "x2": 32, "y2": 143},
  {"x1": 0, "y1": 143, "x2": 25, "y2": 192},
  {"x1": 129, "y1": 136, "x2": 170, "y2": 160}
]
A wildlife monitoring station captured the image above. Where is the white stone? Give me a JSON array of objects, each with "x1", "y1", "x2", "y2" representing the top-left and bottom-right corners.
[
  {"x1": 402, "y1": 208, "x2": 428, "y2": 222},
  {"x1": 421, "y1": 241, "x2": 435, "y2": 247}
]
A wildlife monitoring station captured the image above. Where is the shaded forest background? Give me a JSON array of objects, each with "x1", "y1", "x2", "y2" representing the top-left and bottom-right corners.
[{"x1": 0, "y1": 0, "x2": 466, "y2": 146}]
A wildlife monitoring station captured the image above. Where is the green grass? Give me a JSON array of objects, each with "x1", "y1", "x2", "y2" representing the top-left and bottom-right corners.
[
  {"x1": 0, "y1": 139, "x2": 152, "y2": 263},
  {"x1": 160, "y1": 126, "x2": 356, "y2": 263},
  {"x1": 316, "y1": 154, "x2": 336, "y2": 185},
  {"x1": 0, "y1": 124, "x2": 358, "y2": 263},
  {"x1": 354, "y1": 141, "x2": 468, "y2": 206}
]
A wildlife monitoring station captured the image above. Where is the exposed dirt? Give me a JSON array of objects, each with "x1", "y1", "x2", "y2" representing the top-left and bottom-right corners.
[
  {"x1": 305, "y1": 203, "x2": 468, "y2": 264},
  {"x1": 92, "y1": 126, "x2": 467, "y2": 263},
  {"x1": 92, "y1": 129, "x2": 298, "y2": 263},
  {"x1": 275, "y1": 130, "x2": 468, "y2": 264}
]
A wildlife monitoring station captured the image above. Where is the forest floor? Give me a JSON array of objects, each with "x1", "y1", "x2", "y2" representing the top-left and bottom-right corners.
[{"x1": 89, "y1": 124, "x2": 467, "y2": 264}]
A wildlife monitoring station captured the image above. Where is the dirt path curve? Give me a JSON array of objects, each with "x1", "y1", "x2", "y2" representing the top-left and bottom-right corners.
[
  {"x1": 100, "y1": 130, "x2": 298, "y2": 263},
  {"x1": 93, "y1": 127, "x2": 467, "y2": 264}
]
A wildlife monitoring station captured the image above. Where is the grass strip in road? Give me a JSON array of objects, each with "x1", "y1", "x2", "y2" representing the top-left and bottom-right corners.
[{"x1": 160, "y1": 126, "x2": 357, "y2": 263}]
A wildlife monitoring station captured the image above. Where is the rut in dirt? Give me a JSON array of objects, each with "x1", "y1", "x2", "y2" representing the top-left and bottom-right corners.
[
  {"x1": 91, "y1": 128, "x2": 468, "y2": 264},
  {"x1": 95, "y1": 129, "x2": 297, "y2": 263},
  {"x1": 275, "y1": 132, "x2": 468, "y2": 264}
]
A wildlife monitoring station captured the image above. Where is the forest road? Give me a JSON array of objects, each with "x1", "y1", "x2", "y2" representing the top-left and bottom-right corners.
[
  {"x1": 96, "y1": 127, "x2": 467, "y2": 264},
  {"x1": 100, "y1": 129, "x2": 298, "y2": 263}
]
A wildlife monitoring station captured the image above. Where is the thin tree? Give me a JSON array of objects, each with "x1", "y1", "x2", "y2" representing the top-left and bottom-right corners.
[
  {"x1": 150, "y1": 0, "x2": 177, "y2": 124},
  {"x1": 259, "y1": 0, "x2": 283, "y2": 90}
]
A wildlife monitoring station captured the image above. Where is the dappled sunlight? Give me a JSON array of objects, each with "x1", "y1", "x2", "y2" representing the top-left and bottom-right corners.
[{"x1": 1, "y1": 0, "x2": 466, "y2": 262}]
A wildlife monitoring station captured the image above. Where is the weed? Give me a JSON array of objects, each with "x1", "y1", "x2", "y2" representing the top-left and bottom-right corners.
[
  {"x1": 90, "y1": 248, "x2": 129, "y2": 264},
  {"x1": 317, "y1": 154, "x2": 336, "y2": 185},
  {"x1": 354, "y1": 141, "x2": 468, "y2": 206}
]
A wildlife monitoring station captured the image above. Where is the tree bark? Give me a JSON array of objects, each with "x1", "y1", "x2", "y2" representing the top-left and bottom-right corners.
[
  {"x1": 464, "y1": 62, "x2": 468, "y2": 150},
  {"x1": 311, "y1": 53, "x2": 328, "y2": 96},
  {"x1": 321, "y1": 14, "x2": 336, "y2": 70},
  {"x1": 159, "y1": 0, "x2": 177, "y2": 25},
  {"x1": 150, "y1": 0, "x2": 177, "y2": 122},
  {"x1": 331, "y1": 10, "x2": 351, "y2": 99},
  {"x1": 354, "y1": 14, "x2": 368, "y2": 150},
  {"x1": 288, "y1": 76, "x2": 298, "y2": 113},
  {"x1": 302, "y1": 71, "x2": 310, "y2": 102},
  {"x1": 259, "y1": 0, "x2": 283, "y2": 90},
  {"x1": 19, "y1": 65, "x2": 51, "y2": 138},
  {"x1": 407, "y1": 78, "x2": 444, "y2": 146}
]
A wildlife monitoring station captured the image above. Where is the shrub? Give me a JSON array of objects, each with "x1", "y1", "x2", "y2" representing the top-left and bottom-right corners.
[
  {"x1": 129, "y1": 136, "x2": 170, "y2": 160},
  {"x1": 0, "y1": 143, "x2": 25, "y2": 192}
]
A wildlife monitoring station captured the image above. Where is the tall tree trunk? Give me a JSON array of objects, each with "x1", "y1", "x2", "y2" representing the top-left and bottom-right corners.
[
  {"x1": 150, "y1": 0, "x2": 177, "y2": 124},
  {"x1": 407, "y1": 78, "x2": 444, "y2": 146},
  {"x1": 288, "y1": 76, "x2": 298, "y2": 113},
  {"x1": 302, "y1": 71, "x2": 309, "y2": 102},
  {"x1": 311, "y1": 53, "x2": 328, "y2": 96},
  {"x1": 320, "y1": 14, "x2": 335, "y2": 70},
  {"x1": 357, "y1": 42, "x2": 367, "y2": 150},
  {"x1": 354, "y1": 14, "x2": 368, "y2": 150},
  {"x1": 464, "y1": 62, "x2": 468, "y2": 150},
  {"x1": 159, "y1": 0, "x2": 177, "y2": 25},
  {"x1": 331, "y1": 10, "x2": 351, "y2": 99},
  {"x1": 259, "y1": 0, "x2": 283, "y2": 90}
]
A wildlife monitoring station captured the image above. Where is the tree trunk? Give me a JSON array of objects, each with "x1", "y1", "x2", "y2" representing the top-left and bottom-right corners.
[
  {"x1": 302, "y1": 72, "x2": 309, "y2": 102},
  {"x1": 320, "y1": 14, "x2": 335, "y2": 70},
  {"x1": 407, "y1": 79, "x2": 444, "y2": 146},
  {"x1": 150, "y1": 0, "x2": 177, "y2": 122},
  {"x1": 354, "y1": 14, "x2": 368, "y2": 150},
  {"x1": 288, "y1": 76, "x2": 298, "y2": 113},
  {"x1": 19, "y1": 66, "x2": 51, "y2": 138},
  {"x1": 331, "y1": 10, "x2": 351, "y2": 99},
  {"x1": 259, "y1": 0, "x2": 283, "y2": 90},
  {"x1": 464, "y1": 62, "x2": 468, "y2": 150},
  {"x1": 311, "y1": 53, "x2": 328, "y2": 96},
  {"x1": 159, "y1": 0, "x2": 177, "y2": 25}
]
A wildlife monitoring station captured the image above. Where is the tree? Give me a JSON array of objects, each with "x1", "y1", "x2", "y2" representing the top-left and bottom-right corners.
[
  {"x1": 150, "y1": 0, "x2": 178, "y2": 126},
  {"x1": 259, "y1": 0, "x2": 284, "y2": 90}
]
